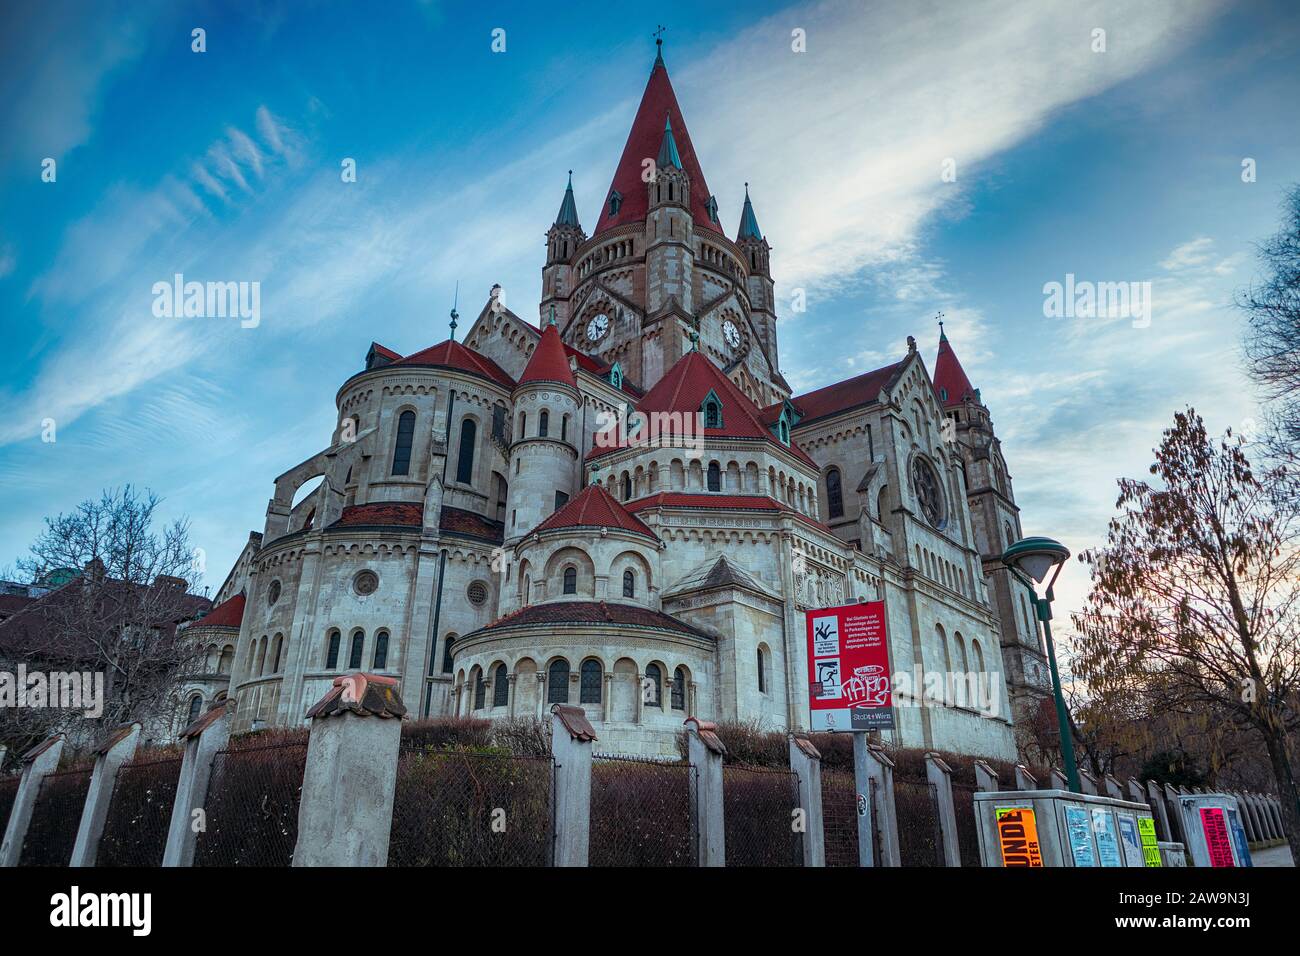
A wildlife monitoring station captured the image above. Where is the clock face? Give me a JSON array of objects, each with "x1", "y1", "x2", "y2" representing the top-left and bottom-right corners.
[
  {"x1": 722, "y1": 320, "x2": 740, "y2": 349},
  {"x1": 586, "y1": 313, "x2": 609, "y2": 342}
]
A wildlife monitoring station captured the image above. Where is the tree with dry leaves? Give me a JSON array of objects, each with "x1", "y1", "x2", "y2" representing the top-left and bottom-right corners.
[{"x1": 1073, "y1": 409, "x2": 1299, "y2": 859}]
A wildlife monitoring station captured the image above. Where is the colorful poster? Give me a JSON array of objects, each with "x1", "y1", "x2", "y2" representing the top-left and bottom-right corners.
[
  {"x1": 1199, "y1": 807, "x2": 1236, "y2": 868},
  {"x1": 1091, "y1": 808, "x2": 1122, "y2": 867},
  {"x1": 1137, "y1": 816, "x2": 1163, "y2": 867},
  {"x1": 995, "y1": 807, "x2": 1043, "y2": 867},
  {"x1": 1226, "y1": 808, "x2": 1253, "y2": 868},
  {"x1": 806, "y1": 602, "x2": 894, "y2": 731},
  {"x1": 1116, "y1": 814, "x2": 1145, "y2": 867},
  {"x1": 1064, "y1": 805, "x2": 1097, "y2": 867}
]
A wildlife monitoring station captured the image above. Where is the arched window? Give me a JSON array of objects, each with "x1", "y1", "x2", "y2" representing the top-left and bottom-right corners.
[
  {"x1": 391, "y1": 410, "x2": 416, "y2": 475},
  {"x1": 441, "y1": 634, "x2": 456, "y2": 673},
  {"x1": 878, "y1": 485, "x2": 889, "y2": 522},
  {"x1": 539, "y1": 410, "x2": 549, "y2": 437},
  {"x1": 188, "y1": 695, "x2": 203, "y2": 722},
  {"x1": 456, "y1": 419, "x2": 477, "y2": 484},
  {"x1": 1004, "y1": 521, "x2": 1016, "y2": 547},
  {"x1": 373, "y1": 631, "x2": 389, "y2": 670},
  {"x1": 779, "y1": 420, "x2": 789, "y2": 444},
  {"x1": 548, "y1": 659, "x2": 570, "y2": 704},
  {"x1": 756, "y1": 646, "x2": 767, "y2": 693},
  {"x1": 580, "y1": 659, "x2": 602, "y2": 704},
  {"x1": 562, "y1": 566, "x2": 577, "y2": 594},
  {"x1": 707, "y1": 462, "x2": 721, "y2": 492},
  {"x1": 348, "y1": 630, "x2": 364, "y2": 670},
  {"x1": 561, "y1": 415, "x2": 569, "y2": 441},
  {"x1": 271, "y1": 634, "x2": 284, "y2": 673},
  {"x1": 325, "y1": 630, "x2": 341, "y2": 669},
  {"x1": 622, "y1": 568, "x2": 635, "y2": 597},
  {"x1": 623, "y1": 474, "x2": 632, "y2": 501},
  {"x1": 826, "y1": 467, "x2": 844, "y2": 518},
  {"x1": 493, "y1": 663, "x2": 509, "y2": 707},
  {"x1": 644, "y1": 663, "x2": 663, "y2": 707},
  {"x1": 672, "y1": 667, "x2": 687, "y2": 710},
  {"x1": 473, "y1": 670, "x2": 487, "y2": 710},
  {"x1": 703, "y1": 396, "x2": 722, "y2": 429}
]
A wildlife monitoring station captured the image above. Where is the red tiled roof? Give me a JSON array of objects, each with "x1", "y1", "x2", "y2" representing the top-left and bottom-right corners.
[
  {"x1": 389, "y1": 339, "x2": 516, "y2": 389},
  {"x1": 589, "y1": 349, "x2": 815, "y2": 466},
  {"x1": 934, "y1": 334, "x2": 977, "y2": 408},
  {"x1": 194, "y1": 592, "x2": 245, "y2": 629},
  {"x1": 535, "y1": 484, "x2": 658, "y2": 540},
  {"x1": 593, "y1": 57, "x2": 722, "y2": 238},
  {"x1": 331, "y1": 502, "x2": 423, "y2": 529},
  {"x1": 626, "y1": 492, "x2": 834, "y2": 534},
  {"x1": 0, "y1": 593, "x2": 35, "y2": 618},
  {"x1": 563, "y1": 344, "x2": 644, "y2": 396},
  {"x1": 780, "y1": 359, "x2": 907, "y2": 425},
  {"x1": 518, "y1": 321, "x2": 577, "y2": 390},
  {"x1": 370, "y1": 342, "x2": 401, "y2": 361},
  {"x1": 439, "y1": 506, "x2": 504, "y2": 544},
  {"x1": 473, "y1": 600, "x2": 710, "y2": 640}
]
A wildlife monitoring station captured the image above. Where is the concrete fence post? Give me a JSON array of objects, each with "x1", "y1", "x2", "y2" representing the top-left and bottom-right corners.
[
  {"x1": 1233, "y1": 793, "x2": 1258, "y2": 843},
  {"x1": 162, "y1": 702, "x2": 232, "y2": 867},
  {"x1": 0, "y1": 735, "x2": 65, "y2": 867},
  {"x1": 1078, "y1": 768, "x2": 1099, "y2": 795},
  {"x1": 1104, "y1": 774, "x2": 1124, "y2": 800},
  {"x1": 1257, "y1": 794, "x2": 1279, "y2": 841},
  {"x1": 684, "y1": 717, "x2": 726, "y2": 867},
  {"x1": 1146, "y1": 780, "x2": 1173, "y2": 842},
  {"x1": 70, "y1": 723, "x2": 141, "y2": 867},
  {"x1": 973, "y1": 759, "x2": 999, "y2": 793},
  {"x1": 925, "y1": 753, "x2": 961, "y2": 867},
  {"x1": 863, "y1": 743, "x2": 901, "y2": 866},
  {"x1": 1163, "y1": 783, "x2": 1185, "y2": 844},
  {"x1": 1014, "y1": 764, "x2": 1038, "y2": 791},
  {"x1": 0, "y1": 745, "x2": 7, "y2": 771},
  {"x1": 1266, "y1": 795, "x2": 1285, "y2": 839},
  {"x1": 551, "y1": 704, "x2": 596, "y2": 867},
  {"x1": 1241, "y1": 792, "x2": 1265, "y2": 841},
  {"x1": 1049, "y1": 767, "x2": 1069, "y2": 791},
  {"x1": 1126, "y1": 777, "x2": 1145, "y2": 805},
  {"x1": 788, "y1": 734, "x2": 825, "y2": 868},
  {"x1": 294, "y1": 673, "x2": 406, "y2": 867}
]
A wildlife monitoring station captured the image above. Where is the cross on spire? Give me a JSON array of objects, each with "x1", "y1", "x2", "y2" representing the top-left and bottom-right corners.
[
  {"x1": 653, "y1": 25, "x2": 666, "y2": 67},
  {"x1": 936, "y1": 310, "x2": 946, "y2": 339}
]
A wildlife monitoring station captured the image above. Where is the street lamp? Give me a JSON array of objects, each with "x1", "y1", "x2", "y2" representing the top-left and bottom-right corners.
[{"x1": 1000, "y1": 536, "x2": 1079, "y2": 794}]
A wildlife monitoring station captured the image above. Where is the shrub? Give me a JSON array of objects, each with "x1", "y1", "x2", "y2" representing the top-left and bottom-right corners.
[{"x1": 401, "y1": 716, "x2": 492, "y2": 751}]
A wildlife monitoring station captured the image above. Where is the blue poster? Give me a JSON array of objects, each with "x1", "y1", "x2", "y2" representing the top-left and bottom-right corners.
[
  {"x1": 1226, "y1": 808, "x2": 1253, "y2": 867},
  {"x1": 1116, "y1": 814, "x2": 1145, "y2": 867},
  {"x1": 1064, "y1": 805, "x2": 1097, "y2": 867},
  {"x1": 1091, "y1": 808, "x2": 1122, "y2": 867}
]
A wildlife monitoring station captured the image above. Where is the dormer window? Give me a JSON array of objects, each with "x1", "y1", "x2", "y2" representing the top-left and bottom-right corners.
[
  {"x1": 700, "y1": 389, "x2": 723, "y2": 430},
  {"x1": 779, "y1": 419, "x2": 790, "y2": 445},
  {"x1": 609, "y1": 361, "x2": 623, "y2": 390},
  {"x1": 939, "y1": 387, "x2": 949, "y2": 402},
  {"x1": 705, "y1": 195, "x2": 719, "y2": 223},
  {"x1": 607, "y1": 190, "x2": 623, "y2": 216}
]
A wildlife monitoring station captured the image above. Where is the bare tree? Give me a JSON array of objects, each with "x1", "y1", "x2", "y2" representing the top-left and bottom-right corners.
[{"x1": 1073, "y1": 409, "x2": 1300, "y2": 860}]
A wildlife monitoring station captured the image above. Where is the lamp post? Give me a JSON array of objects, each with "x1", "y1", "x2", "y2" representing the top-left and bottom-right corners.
[{"x1": 1000, "y1": 536, "x2": 1079, "y2": 793}]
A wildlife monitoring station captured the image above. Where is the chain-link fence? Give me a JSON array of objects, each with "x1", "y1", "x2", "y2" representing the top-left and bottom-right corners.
[
  {"x1": 950, "y1": 779, "x2": 982, "y2": 866},
  {"x1": 589, "y1": 753, "x2": 696, "y2": 867},
  {"x1": 97, "y1": 753, "x2": 184, "y2": 867},
  {"x1": 723, "y1": 764, "x2": 802, "y2": 867},
  {"x1": 0, "y1": 774, "x2": 20, "y2": 837},
  {"x1": 193, "y1": 740, "x2": 308, "y2": 867},
  {"x1": 18, "y1": 767, "x2": 93, "y2": 866},
  {"x1": 387, "y1": 747, "x2": 554, "y2": 866},
  {"x1": 894, "y1": 776, "x2": 944, "y2": 866}
]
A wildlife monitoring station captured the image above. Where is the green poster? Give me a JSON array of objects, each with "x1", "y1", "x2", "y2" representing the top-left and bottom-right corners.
[{"x1": 1136, "y1": 816, "x2": 1162, "y2": 867}]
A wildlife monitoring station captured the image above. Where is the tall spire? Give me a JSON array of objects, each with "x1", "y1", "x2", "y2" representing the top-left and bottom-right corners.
[
  {"x1": 449, "y1": 281, "x2": 459, "y2": 341},
  {"x1": 933, "y1": 326, "x2": 977, "y2": 408},
  {"x1": 737, "y1": 182, "x2": 762, "y2": 241},
  {"x1": 657, "y1": 114, "x2": 682, "y2": 170},
  {"x1": 653, "y1": 25, "x2": 665, "y2": 70},
  {"x1": 554, "y1": 169, "x2": 581, "y2": 228}
]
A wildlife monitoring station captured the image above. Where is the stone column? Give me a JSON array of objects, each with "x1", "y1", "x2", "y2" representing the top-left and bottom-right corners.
[
  {"x1": 1146, "y1": 780, "x2": 1173, "y2": 843},
  {"x1": 788, "y1": 734, "x2": 825, "y2": 867},
  {"x1": 925, "y1": 753, "x2": 961, "y2": 867},
  {"x1": 70, "y1": 723, "x2": 141, "y2": 867},
  {"x1": 601, "y1": 673, "x2": 613, "y2": 723},
  {"x1": 862, "y1": 742, "x2": 901, "y2": 866},
  {"x1": 973, "y1": 760, "x2": 1000, "y2": 793},
  {"x1": 0, "y1": 735, "x2": 65, "y2": 867},
  {"x1": 1104, "y1": 774, "x2": 1124, "y2": 800},
  {"x1": 294, "y1": 673, "x2": 406, "y2": 867},
  {"x1": 551, "y1": 704, "x2": 596, "y2": 867},
  {"x1": 1014, "y1": 764, "x2": 1038, "y2": 791},
  {"x1": 535, "y1": 673, "x2": 546, "y2": 720},
  {"x1": 163, "y1": 702, "x2": 232, "y2": 867},
  {"x1": 684, "y1": 717, "x2": 725, "y2": 867},
  {"x1": 506, "y1": 674, "x2": 518, "y2": 717}
]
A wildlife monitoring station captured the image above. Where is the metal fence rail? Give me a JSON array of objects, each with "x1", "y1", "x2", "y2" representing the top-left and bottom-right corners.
[
  {"x1": 0, "y1": 774, "x2": 19, "y2": 837},
  {"x1": 589, "y1": 753, "x2": 695, "y2": 867},
  {"x1": 97, "y1": 754, "x2": 184, "y2": 867},
  {"x1": 194, "y1": 741, "x2": 308, "y2": 867},
  {"x1": 723, "y1": 764, "x2": 802, "y2": 867},
  {"x1": 894, "y1": 776, "x2": 944, "y2": 866},
  {"x1": 18, "y1": 767, "x2": 93, "y2": 867},
  {"x1": 950, "y1": 780, "x2": 982, "y2": 867},
  {"x1": 387, "y1": 748, "x2": 554, "y2": 866}
]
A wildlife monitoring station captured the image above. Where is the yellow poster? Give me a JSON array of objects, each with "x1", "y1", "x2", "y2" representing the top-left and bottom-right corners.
[
  {"x1": 995, "y1": 807, "x2": 1043, "y2": 867},
  {"x1": 1136, "y1": 816, "x2": 1163, "y2": 867}
]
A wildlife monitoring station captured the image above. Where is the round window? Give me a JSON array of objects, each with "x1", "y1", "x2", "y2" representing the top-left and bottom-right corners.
[
  {"x1": 354, "y1": 570, "x2": 379, "y2": 596},
  {"x1": 911, "y1": 457, "x2": 945, "y2": 528},
  {"x1": 267, "y1": 580, "x2": 281, "y2": 606},
  {"x1": 467, "y1": 581, "x2": 489, "y2": 606}
]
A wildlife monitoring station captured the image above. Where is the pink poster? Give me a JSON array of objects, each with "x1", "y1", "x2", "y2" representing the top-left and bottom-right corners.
[{"x1": 1199, "y1": 807, "x2": 1236, "y2": 868}]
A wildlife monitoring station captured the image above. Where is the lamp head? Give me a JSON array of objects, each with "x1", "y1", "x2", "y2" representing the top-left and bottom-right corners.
[{"x1": 1001, "y1": 536, "x2": 1070, "y2": 586}]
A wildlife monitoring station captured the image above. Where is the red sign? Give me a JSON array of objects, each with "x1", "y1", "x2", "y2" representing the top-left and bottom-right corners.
[
  {"x1": 1199, "y1": 807, "x2": 1236, "y2": 868},
  {"x1": 806, "y1": 602, "x2": 894, "y2": 731}
]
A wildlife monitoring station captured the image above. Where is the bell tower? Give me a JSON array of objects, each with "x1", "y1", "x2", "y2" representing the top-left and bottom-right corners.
[
  {"x1": 541, "y1": 171, "x2": 584, "y2": 330},
  {"x1": 736, "y1": 183, "x2": 777, "y2": 368}
]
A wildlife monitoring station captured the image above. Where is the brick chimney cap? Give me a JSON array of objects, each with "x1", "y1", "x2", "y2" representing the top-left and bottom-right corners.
[{"x1": 550, "y1": 704, "x2": 597, "y2": 741}]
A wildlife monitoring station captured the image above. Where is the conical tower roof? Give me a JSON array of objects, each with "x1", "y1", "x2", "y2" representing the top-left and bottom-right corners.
[
  {"x1": 934, "y1": 330, "x2": 978, "y2": 407},
  {"x1": 518, "y1": 314, "x2": 577, "y2": 391}
]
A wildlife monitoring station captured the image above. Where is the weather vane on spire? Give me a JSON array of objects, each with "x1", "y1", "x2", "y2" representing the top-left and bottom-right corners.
[
  {"x1": 449, "y1": 281, "x2": 460, "y2": 341},
  {"x1": 936, "y1": 310, "x2": 945, "y2": 336},
  {"x1": 653, "y1": 25, "x2": 666, "y2": 67}
]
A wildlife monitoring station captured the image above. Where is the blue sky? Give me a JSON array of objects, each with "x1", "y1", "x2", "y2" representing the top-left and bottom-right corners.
[{"x1": 1, "y1": 0, "x2": 1298, "y2": 643}]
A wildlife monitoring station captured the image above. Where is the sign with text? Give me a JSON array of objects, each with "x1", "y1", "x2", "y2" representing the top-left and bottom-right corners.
[
  {"x1": 1137, "y1": 816, "x2": 1163, "y2": 867},
  {"x1": 1064, "y1": 805, "x2": 1097, "y2": 867},
  {"x1": 806, "y1": 602, "x2": 894, "y2": 731},
  {"x1": 1091, "y1": 808, "x2": 1122, "y2": 867},
  {"x1": 1199, "y1": 807, "x2": 1236, "y2": 868},
  {"x1": 995, "y1": 807, "x2": 1043, "y2": 867},
  {"x1": 1116, "y1": 814, "x2": 1145, "y2": 867}
]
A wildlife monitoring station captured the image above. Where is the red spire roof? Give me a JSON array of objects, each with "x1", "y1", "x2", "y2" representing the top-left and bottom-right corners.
[
  {"x1": 594, "y1": 56, "x2": 722, "y2": 237},
  {"x1": 390, "y1": 339, "x2": 516, "y2": 389},
  {"x1": 196, "y1": 592, "x2": 245, "y2": 629},
  {"x1": 518, "y1": 320, "x2": 577, "y2": 390},
  {"x1": 534, "y1": 483, "x2": 658, "y2": 540},
  {"x1": 933, "y1": 333, "x2": 977, "y2": 408}
]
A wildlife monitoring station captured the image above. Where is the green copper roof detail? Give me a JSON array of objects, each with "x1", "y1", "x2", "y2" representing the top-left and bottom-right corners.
[
  {"x1": 737, "y1": 182, "x2": 762, "y2": 241},
  {"x1": 657, "y1": 114, "x2": 683, "y2": 170},
  {"x1": 554, "y1": 169, "x2": 581, "y2": 228}
]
